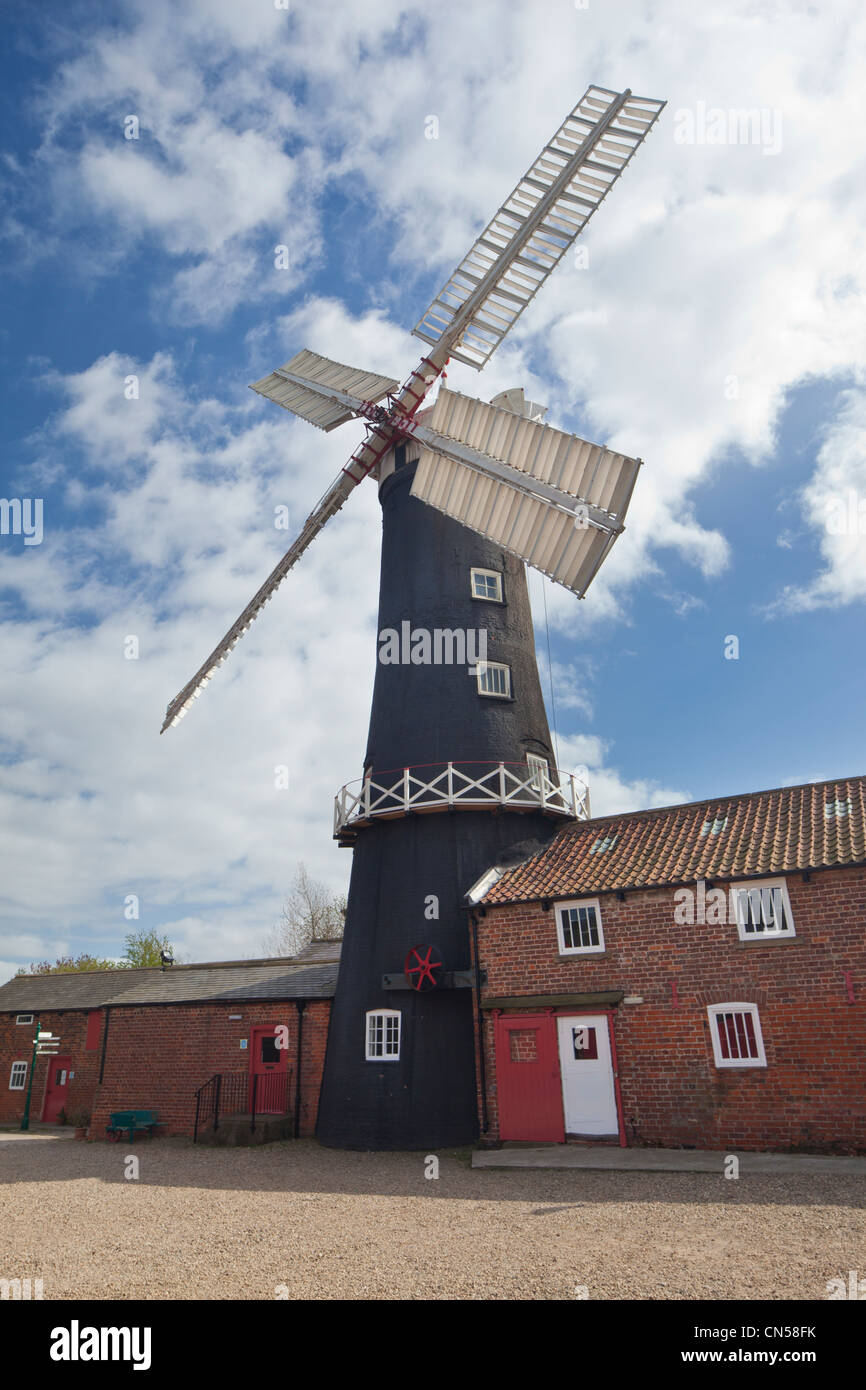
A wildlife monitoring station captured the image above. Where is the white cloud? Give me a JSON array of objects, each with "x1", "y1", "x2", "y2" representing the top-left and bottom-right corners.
[
  {"x1": 0, "y1": 348, "x2": 385, "y2": 973},
  {"x1": 556, "y1": 733, "x2": 689, "y2": 818},
  {"x1": 5, "y1": 0, "x2": 866, "y2": 973},
  {"x1": 766, "y1": 384, "x2": 866, "y2": 612}
]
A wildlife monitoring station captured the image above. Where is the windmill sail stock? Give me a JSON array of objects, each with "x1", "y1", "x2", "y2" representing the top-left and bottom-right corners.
[{"x1": 161, "y1": 83, "x2": 664, "y2": 730}]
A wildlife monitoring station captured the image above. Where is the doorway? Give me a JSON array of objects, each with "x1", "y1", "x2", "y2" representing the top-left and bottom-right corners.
[
  {"x1": 249, "y1": 1026, "x2": 289, "y2": 1115},
  {"x1": 41, "y1": 1056, "x2": 72, "y2": 1123},
  {"x1": 494, "y1": 1014, "x2": 564, "y2": 1142},
  {"x1": 556, "y1": 1015, "x2": 618, "y2": 1137}
]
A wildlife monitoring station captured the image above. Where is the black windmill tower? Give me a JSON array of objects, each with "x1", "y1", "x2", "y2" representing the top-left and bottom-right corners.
[{"x1": 162, "y1": 84, "x2": 666, "y2": 1149}]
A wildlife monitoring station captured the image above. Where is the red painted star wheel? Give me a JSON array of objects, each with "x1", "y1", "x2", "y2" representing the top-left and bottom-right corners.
[{"x1": 404, "y1": 944, "x2": 444, "y2": 992}]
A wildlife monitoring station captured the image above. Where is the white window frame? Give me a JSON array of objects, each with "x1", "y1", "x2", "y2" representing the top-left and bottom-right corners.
[
  {"x1": 9, "y1": 1061, "x2": 27, "y2": 1090},
  {"x1": 731, "y1": 877, "x2": 795, "y2": 941},
  {"x1": 555, "y1": 898, "x2": 605, "y2": 955},
  {"x1": 15, "y1": 1014, "x2": 34, "y2": 1025},
  {"x1": 365, "y1": 1009, "x2": 401, "y2": 1061},
  {"x1": 470, "y1": 568, "x2": 503, "y2": 603},
  {"x1": 526, "y1": 753, "x2": 549, "y2": 791},
  {"x1": 707, "y1": 1003, "x2": 767, "y2": 1068},
  {"x1": 476, "y1": 661, "x2": 511, "y2": 698}
]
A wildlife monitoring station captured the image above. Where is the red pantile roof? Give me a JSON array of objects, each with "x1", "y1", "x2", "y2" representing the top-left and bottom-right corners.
[{"x1": 482, "y1": 775, "x2": 866, "y2": 904}]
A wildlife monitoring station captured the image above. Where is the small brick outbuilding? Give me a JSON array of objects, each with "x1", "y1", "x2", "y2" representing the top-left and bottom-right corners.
[
  {"x1": 0, "y1": 943, "x2": 339, "y2": 1139},
  {"x1": 468, "y1": 776, "x2": 865, "y2": 1154}
]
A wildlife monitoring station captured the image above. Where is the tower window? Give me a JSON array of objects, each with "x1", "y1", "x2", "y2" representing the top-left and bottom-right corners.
[
  {"x1": 470, "y1": 568, "x2": 503, "y2": 602},
  {"x1": 366, "y1": 1009, "x2": 401, "y2": 1061},
  {"x1": 9, "y1": 1061, "x2": 27, "y2": 1090},
  {"x1": 476, "y1": 661, "x2": 511, "y2": 698},
  {"x1": 394, "y1": 444, "x2": 407, "y2": 470},
  {"x1": 526, "y1": 753, "x2": 549, "y2": 790}
]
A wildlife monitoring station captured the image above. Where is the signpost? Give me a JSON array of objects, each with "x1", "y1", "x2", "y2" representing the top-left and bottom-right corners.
[{"x1": 20, "y1": 1023, "x2": 60, "y2": 1131}]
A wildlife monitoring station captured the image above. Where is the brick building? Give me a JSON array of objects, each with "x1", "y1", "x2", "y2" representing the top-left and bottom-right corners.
[
  {"x1": 0, "y1": 967, "x2": 150, "y2": 1128},
  {"x1": 3, "y1": 775, "x2": 864, "y2": 1154},
  {"x1": 468, "y1": 776, "x2": 866, "y2": 1154},
  {"x1": 0, "y1": 943, "x2": 338, "y2": 1138}
]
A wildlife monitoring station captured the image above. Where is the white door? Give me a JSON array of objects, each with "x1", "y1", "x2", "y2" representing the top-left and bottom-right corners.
[{"x1": 557, "y1": 1015, "x2": 618, "y2": 1136}]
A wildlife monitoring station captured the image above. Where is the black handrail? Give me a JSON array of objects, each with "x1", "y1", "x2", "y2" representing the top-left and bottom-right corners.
[
  {"x1": 193, "y1": 1071, "x2": 291, "y2": 1143},
  {"x1": 193, "y1": 1073, "x2": 220, "y2": 1143}
]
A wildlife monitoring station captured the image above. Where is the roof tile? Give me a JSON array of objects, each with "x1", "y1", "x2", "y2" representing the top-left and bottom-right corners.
[{"x1": 483, "y1": 775, "x2": 866, "y2": 903}]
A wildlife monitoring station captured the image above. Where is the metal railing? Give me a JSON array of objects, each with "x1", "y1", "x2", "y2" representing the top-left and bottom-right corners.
[
  {"x1": 193, "y1": 1071, "x2": 291, "y2": 1143},
  {"x1": 334, "y1": 759, "x2": 590, "y2": 836}
]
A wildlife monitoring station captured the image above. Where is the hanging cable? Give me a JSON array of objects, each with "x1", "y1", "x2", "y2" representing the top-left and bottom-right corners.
[{"x1": 540, "y1": 573, "x2": 561, "y2": 770}]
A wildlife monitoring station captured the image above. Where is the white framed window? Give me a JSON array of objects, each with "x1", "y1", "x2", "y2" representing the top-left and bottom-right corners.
[
  {"x1": 556, "y1": 898, "x2": 604, "y2": 955},
  {"x1": 15, "y1": 1014, "x2": 34, "y2": 1025},
  {"x1": 708, "y1": 1003, "x2": 767, "y2": 1068},
  {"x1": 366, "y1": 1009, "x2": 401, "y2": 1061},
  {"x1": 470, "y1": 568, "x2": 503, "y2": 602},
  {"x1": 9, "y1": 1061, "x2": 27, "y2": 1090},
  {"x1": 526, "y1": 753, "x2": 549, "y2": 790},
  {"x1": 476, "y1": 661, "x2": 511, "y2": 698},
  {"x1": 731, "y1": 878, "x2": 795, "y2": 941}
]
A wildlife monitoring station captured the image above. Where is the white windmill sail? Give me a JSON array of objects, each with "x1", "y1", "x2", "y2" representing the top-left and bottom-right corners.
[
  {"x1": 250, "y1": 349, "x2": 398, "y2": 432},
  {"x1": 413, "y1": 85, "x2": 665, "y2": 369},
  {"x1": 160, "y1": 469, "x2": 356, "y2": 732},
  {"x1": 408, "y1": 388, "x2": 640, "y2": 596},
  {"x1": 162, "y1": 80, "x2": 665, "y2": 730},
  {"x1": 418, "y1": 389, "x2": 638, "y2": 517}
]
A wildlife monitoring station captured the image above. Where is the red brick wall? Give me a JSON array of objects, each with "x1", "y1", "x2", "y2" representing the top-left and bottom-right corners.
[
  {"x1": 90, "y1": 1000, "x2": 332, "y2": 1139},
  {"x1": 472, "y1": 866, "x2": 866, "y2": 1153},
  {"x1": 0, "y1": 1009, "x2": 105, "y2": 1126}
]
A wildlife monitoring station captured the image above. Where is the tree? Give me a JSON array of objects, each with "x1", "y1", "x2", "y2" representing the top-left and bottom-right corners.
[
  {"x1": 14, "y1": 930, "x2": 178, "y2": 977},
  {"x1": 15, "y1": 953, "x2": 119, "y2": 977},
  {"x1": 122, "y1": 929, "x2": 177, "y2": 968},
  {"x1": 262, "y1": 862, "x2": 346, "y2": 958}
]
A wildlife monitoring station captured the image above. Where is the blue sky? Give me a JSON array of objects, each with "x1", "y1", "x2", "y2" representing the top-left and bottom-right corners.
[{"x1": 1, "y1": 0, "x2": 865, "y2": 977}]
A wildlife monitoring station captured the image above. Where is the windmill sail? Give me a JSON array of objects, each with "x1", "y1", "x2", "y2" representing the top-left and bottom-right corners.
[
  {"x1": 160, "y1": 469, "x2": 356, "y2": 731},
  {"x1": 408, "y1": 388, "x2": 640, "y2": 596},
  {"x1": 410, "y1": 452, "x2": 620, "y2": 596},
  {"x1": 412, "y1": 85, "x2": 665, "y2": 369},
  {"x1": 163, "y1": 81, "x2": 665, "y2": 730},
  {"x1": 418, "y1": 388, "x2": 639, "y2": 517},
  {"x1": 250, "y1": 349, "x2": 398, "y2": 432}
]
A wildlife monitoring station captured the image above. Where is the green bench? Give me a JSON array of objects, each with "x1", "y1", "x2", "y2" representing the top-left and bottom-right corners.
[{"x1": 105, "y1": 1110, "x2": 162, "y2": 1142}]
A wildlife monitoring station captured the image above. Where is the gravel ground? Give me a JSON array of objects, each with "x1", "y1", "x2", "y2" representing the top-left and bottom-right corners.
[{"x1": 1, "y1": 1135, "x2": 863, "y2": 1300}]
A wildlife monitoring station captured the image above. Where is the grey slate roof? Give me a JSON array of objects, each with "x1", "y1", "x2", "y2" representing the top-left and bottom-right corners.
[
  {"x1": 0, "y1": 967, "x2": 158, "y2": 1014},
  {"x1": 0, "y1": 944, "x2": 341, "y2": 1013},
  {"x1": 107, "y1": 957, "x2": 340, "y2": 1005}
]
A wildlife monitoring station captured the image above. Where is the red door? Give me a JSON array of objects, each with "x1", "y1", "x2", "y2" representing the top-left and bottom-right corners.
[
  {"x1": 495, "y1": 1015, "x2": 564, "y2": 1142},
  {"x1": 249, "y1": 1026, "x2": 289, "y2": 1114},
  {"x1": 42, "y1": 1056, "x2": 72, "y2": 1123}
]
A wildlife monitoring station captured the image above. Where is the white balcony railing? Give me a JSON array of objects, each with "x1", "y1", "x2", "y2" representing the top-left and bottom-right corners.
[{"x1": 334, "y1": 761, "x2": 589, "y2": 837}]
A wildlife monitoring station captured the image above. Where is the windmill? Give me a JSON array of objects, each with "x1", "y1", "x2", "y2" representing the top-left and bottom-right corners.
[{"x1": 162, "y1": 84, "x2": 665, "y2": 1149}]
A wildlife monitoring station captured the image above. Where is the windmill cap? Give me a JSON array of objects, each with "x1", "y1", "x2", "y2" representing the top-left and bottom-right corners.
[{"x1": 489, "y1": 387, "x2": 548, "y2": 422}]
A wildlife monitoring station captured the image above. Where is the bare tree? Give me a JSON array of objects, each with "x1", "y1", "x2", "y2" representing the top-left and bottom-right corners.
[{"x1": 262, "y1": 862, "x2": 346, "y2": 957}]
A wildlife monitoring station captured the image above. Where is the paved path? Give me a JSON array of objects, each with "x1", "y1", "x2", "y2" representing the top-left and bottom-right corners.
[
  {"x1": 0, "y1": 1126, "x2": 74, "y2": 1142},
  {"x1": 472, "y1": 1144, "x2": 866, "y2": 1174}
]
